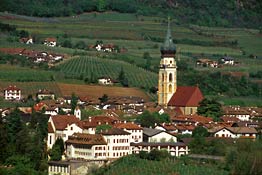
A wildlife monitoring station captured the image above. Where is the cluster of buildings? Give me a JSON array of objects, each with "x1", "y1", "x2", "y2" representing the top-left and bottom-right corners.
[
  {"x1": 20, "y1": 37, "x2": 57, "y2": 47},
  {"x1": 196, "y1": 56, "x2": 236, "y2": 68},
  {"x1": 0, "y1": 21, "x2": 261, "y2": 175},
  {"x1": 0, "y1": 47, "x2": 64, "y2": 64}
]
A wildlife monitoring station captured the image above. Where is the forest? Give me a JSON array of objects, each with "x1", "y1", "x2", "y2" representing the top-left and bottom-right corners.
[{"x1": 0, "y1": 0, "x2": 261, "y2": 28}]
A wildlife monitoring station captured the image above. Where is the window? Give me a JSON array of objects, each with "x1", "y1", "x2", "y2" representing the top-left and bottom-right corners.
[
  {"x1": 162, "y1": 73, "x2": 164, "y2": 82},
  {"x1": 169, "y1": 73, "x2": 172, "y2": 82},
  {"x1": 49, "y1": 135, "x2": 52, "y2": 145},
  {"x1": 169, "y1": 84, "x2": 172, "y2": 93}
]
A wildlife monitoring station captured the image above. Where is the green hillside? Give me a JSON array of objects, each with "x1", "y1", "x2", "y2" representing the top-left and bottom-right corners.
[{"x1": 1, "y1": 0, "x2": 261, "y2": 28}]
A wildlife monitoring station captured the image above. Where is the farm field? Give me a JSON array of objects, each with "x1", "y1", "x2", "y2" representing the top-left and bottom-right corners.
[
  {"x1": 0, "y1": 12, "x2": 261, "y2": 105},
  {"x1": 56, "y1": 56, "x2": 158, "y2": 90},
  {"x1": 57, "y1": 83, "x2": 150, "y2": 101}
]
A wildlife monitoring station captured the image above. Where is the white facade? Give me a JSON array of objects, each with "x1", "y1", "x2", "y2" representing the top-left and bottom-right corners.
[
  {"x1": 148, "y1": 132, "x2": 177, "y2": 143},
  {"x1": 44, "y1": 41, "x2": 56, "y2": 47},
  {"x1": 103, "y1": 134, "x2": 130, "y2": 159},
  {"x1": 74, "y1": 108, "x2": 81, "y2": 120},
  {"x1": 66, "y1": 144, "x2": 107, "y2": 160},
  {"x1": 4, "y1": 88, "x2": 21, "y2": 100},
  {"x1": 214, "y1": 128, "x2": 257, "y2": 138},
  {"x1": 123, "y1": 129, "x2": 143, "y2": 143},
  {"x1": 98, "y1": 78, "x2": 113, "y2": 85}
]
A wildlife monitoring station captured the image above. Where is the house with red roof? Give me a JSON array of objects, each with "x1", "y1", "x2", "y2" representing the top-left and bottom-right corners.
[
  {"x1": 44, "y1": 37, "x2": 57, "y2": 47},
  {"x1": 4, "y1": 85, "x2": 21, "y2": 100},
  {"x1": 114, "y1": 122, "x2": 143, "y2": 143},
  {"x1": 47, "y1": 115, "x2": 83, "y2": 149}
]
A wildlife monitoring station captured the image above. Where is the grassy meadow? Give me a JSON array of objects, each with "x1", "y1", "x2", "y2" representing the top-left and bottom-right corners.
[{"x1": 0, "y1": 12, "x2": 261, "y2": 105}]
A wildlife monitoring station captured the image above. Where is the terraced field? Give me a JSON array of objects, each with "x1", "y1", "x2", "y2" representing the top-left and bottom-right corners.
[{"x1": 57, "y1": 56, "x2": 158, "y2": 89}]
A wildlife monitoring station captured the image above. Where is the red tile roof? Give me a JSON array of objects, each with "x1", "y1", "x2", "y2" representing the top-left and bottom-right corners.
[
  {"x1": 45, "y1": 37, "x2": 57, "y2": 42},
  {"x1": 81, "y1": 116, "x2": 120, "y2": 128},
  {"x1": 4, "y1": 85, "x2": 21, "y2": 91},
  {"x1": 114, "y1": 122, "x2": 142, "y2": 130},
  {"x1": 48, "y1": 122, "x2": 55, "y2": 133},
  {"x1": 51, "y1": 115, "x2": 80, "y2": 130},
  {"x1": 172, "y1": 114, "x2": 213, "y2": 124},
  {"x1": 66, "y1": 133, "x2": 107, "y2": 145},
  {"x1": 168, "y1": 86, "x2": 204, "y2": 107},
  {"x1": 101, "y1": 128, "x2": 130, "y2": 135}
]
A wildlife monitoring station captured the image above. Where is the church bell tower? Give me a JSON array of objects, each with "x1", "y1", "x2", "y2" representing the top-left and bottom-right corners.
[{"x1": 158, "y1": 18, "x2": 177, "y2": 106}]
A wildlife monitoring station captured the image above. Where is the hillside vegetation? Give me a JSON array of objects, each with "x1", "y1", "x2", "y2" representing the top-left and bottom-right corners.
[{"x1": 1, "y1": 0, "x2": 261, "y2": 28}]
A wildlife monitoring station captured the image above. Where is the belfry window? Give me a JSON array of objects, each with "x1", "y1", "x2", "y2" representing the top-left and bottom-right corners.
[
  {"x1": 162, "y1": 73, "x2": 164, "y2": 82},
  {"x1": 169, "y1": 84, "x2": 172, "y2": 93},
  {"x1": 169, "y1": 73, "x2": 173, "y2": 82}
]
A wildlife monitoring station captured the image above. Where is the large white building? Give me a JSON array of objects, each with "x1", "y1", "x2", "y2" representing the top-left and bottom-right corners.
[
  {"x1": 66, "y1": 133, "x2": 107, "y2": 160},
  {"x1": 114, "y1": 122, "x2": 143, "y2": 143},
  {"x1": 4, "y1": 85, "x2": 21, "y2": 100},
  {"x1": 48, "y1": 115, "x2": 82, "y2": 149}
]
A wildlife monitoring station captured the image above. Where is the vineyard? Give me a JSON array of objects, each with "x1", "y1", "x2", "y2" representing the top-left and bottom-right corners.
[
  {"x1": 93, "y1": 155, "x2": 230, "y2": 175},
  {"x1": 56, "y1": 56, "x2": 158, "y2": 90}
]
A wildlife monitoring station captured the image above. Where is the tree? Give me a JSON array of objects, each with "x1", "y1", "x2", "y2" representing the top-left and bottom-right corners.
[
  {"x1": 50, "y1": 138, "x2": 65, "y2": 161},
  {"x1": 197, "y1": 98, "x2": 223, "y2": 121},
  {"x1": 99, "y1": 94, "x2": 108, "y2": 104},
  {"x1": 118, "y1": 67, "x2": 129, "y2": 87},
  {"x1": 71, "y1": 93, "x2": 78, "y2": 113},
  {"x1": 136, "y1": 110, "x2": 170, "y2": 128},
  {"x1": 192, "y1": 126, "x2": 209, "y2": 138},
  {"x1": 96, "y1": 124, "x2": 112, "y2": 133},
  {"x1": 75, "y1": 41, "x2": 86, "y2": 50}
]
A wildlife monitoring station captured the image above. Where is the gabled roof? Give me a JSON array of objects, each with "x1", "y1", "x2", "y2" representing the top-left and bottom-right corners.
[
  {"x1": 114, "y1": 122, "x2": 142, "y2": 130},
  {"x1": 209, "y1": 126, "x2": 258, "y2": 134},
  {"x1": 66, "y1": 133, "x2": 107, "y2": 146},
  {"x1": 4, "y1": 85, "x2": 21, "y2": 91},
  {"x1": 51, "y1": 115, "x2": 80, "y2": 130},
  {"x1": 143, "y1": 128, "x2": 163, "y2": 137},
  {"x1": 101, "y1": 128, "x2": 130, "y2": 135},
  {"x1": 45, "y1": 37, "x2": 57, "y2": 42},
  {"x1": 48, "y1": 122, "x2": 55, "y2": 133},
  {"x1": 81, "y1": 115, "x2": 120, "y2": 128},
  {"x1": 168, "y1": 86, "x2": 204, "y2": 107}
]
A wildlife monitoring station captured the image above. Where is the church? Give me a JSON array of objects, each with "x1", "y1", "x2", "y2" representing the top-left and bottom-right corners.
[{"x1": 158, "y1": 20, "x2": 204, "y2": 115}]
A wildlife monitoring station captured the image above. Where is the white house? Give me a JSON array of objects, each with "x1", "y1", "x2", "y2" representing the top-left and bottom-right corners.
[
  {"x1": 66, "y1": 133, "x2": 107, "y2": 160},
  {"x1": 36, "y1": 89, "x2": 55, "y2": 100},
  {"x1": 220, "y1": 56, "x2": 234, "y2": 65},
  {"x1": 114, "y1": 122, "x2": 143, "y2": 143},
  {"x1": 74, "y1": 107, "x2": 81, "y2": 120},
  {"x1": 44, "y1": 37, "x2": 57, "y2": 47},
  {"x1": 101, "y1": 128, "x2": 131, "y2": 159},
  {"x1": 143, "y1": 128, "x2": 177, "y2": 143},
  {"x1": 47, "y1": 115, "x2": 82, "y2": 149},
  {"x1": 209, "y1": 127, "x2": 257, "y2": 139},
  {"x1": 223, "y1": 106, "x2": 251, "y2": 121},
  {"x1": 20, "y1": 37, "x2": 33, "y2": 44},
  {"x1": 4, "y1": 85, "x2": 21, "y2": 100},
  {"x1": 98, "y1": 77, "x2": 114, "y2": 85}
]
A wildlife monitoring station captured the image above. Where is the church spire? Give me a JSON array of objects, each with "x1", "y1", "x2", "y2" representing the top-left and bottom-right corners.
[{"x1": 161, "y1": 17, "x2": 176, "y2": 56}]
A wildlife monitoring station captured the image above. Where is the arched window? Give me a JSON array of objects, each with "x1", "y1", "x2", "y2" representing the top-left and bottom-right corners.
[
  {"x1": 169, "y1": 73, "x2": 173, "y2": 82},
  {"x1": 162, "y1": 73, "x2": 164, "y2": 82},
  {"x1": 169, "y1": 84, "x2": 172, "y2": 93}
]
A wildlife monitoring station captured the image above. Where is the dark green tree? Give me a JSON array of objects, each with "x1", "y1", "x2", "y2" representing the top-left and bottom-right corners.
[
  {"x1": 71, "y1": 93, "x2": 78, "y2": 113},
  {"x1": 99, "y1": 94, "x2": 109, "y2": 104},
  {"x1": 96, "y1": 124, "x2": 112, "y2": 133},
  {"x1": 197, "y1": 98, "x2": 223, "y2": 121},
  {"x1": 192, "y1": 126, "x2": 209, "y2": 138}
]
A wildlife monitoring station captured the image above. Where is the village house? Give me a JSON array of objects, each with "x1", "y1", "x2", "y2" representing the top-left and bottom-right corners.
[
  {"x1": 36, "y1": 89, "x2": 55, "y2": 100},
  {"x1": 47, "y1": 115, "x2": 83, "y2": 149},
  {"x1": 209, "y1": 126, "x2": 258, "y2": 139},
  {"x1": 171, "y1": 114, "x2": 213, "y2": 126},
  {"x1": 19, "y1": 37, "x2": 33, "y2": 44},
  {"x1": 222, "y1": 106, "x2": 251, "y2": 121},
  {"x1": 174, "y1": 124, "x2": 196, "y2": 135},
  {"x1": 81, "y1": 115, "x2": 120, "y2": 134},
  {"x1": 155, "y1": 123, "x2": 178, "y2": 133},
  {"x1": 101, "y1": 128, "x2": 131, "y2": 159},
  {"x1": 98, "y1": 76, "x2": 114, "y2": 85},
  {"x1": 114, "y1": 122, "x2": 143, "y2": 143},
  {"x1": 66, "y1": 133, "x2": 107, "y2": 160},
  {"x1": 4, "y1": 85, "x2": 21, "y2": 100},
  {"x1": 219, "y1": 56, "x2": 234, "y2": 65},
  {"x1": 44, "y1": 37, "x2": 57, "y2": 47},
  {"x1": 143, "y1": 127, "x2": 177, "y2": 143},
  {"x1": 196, "y1": 58, "x2": 218, "y2": 68}
]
